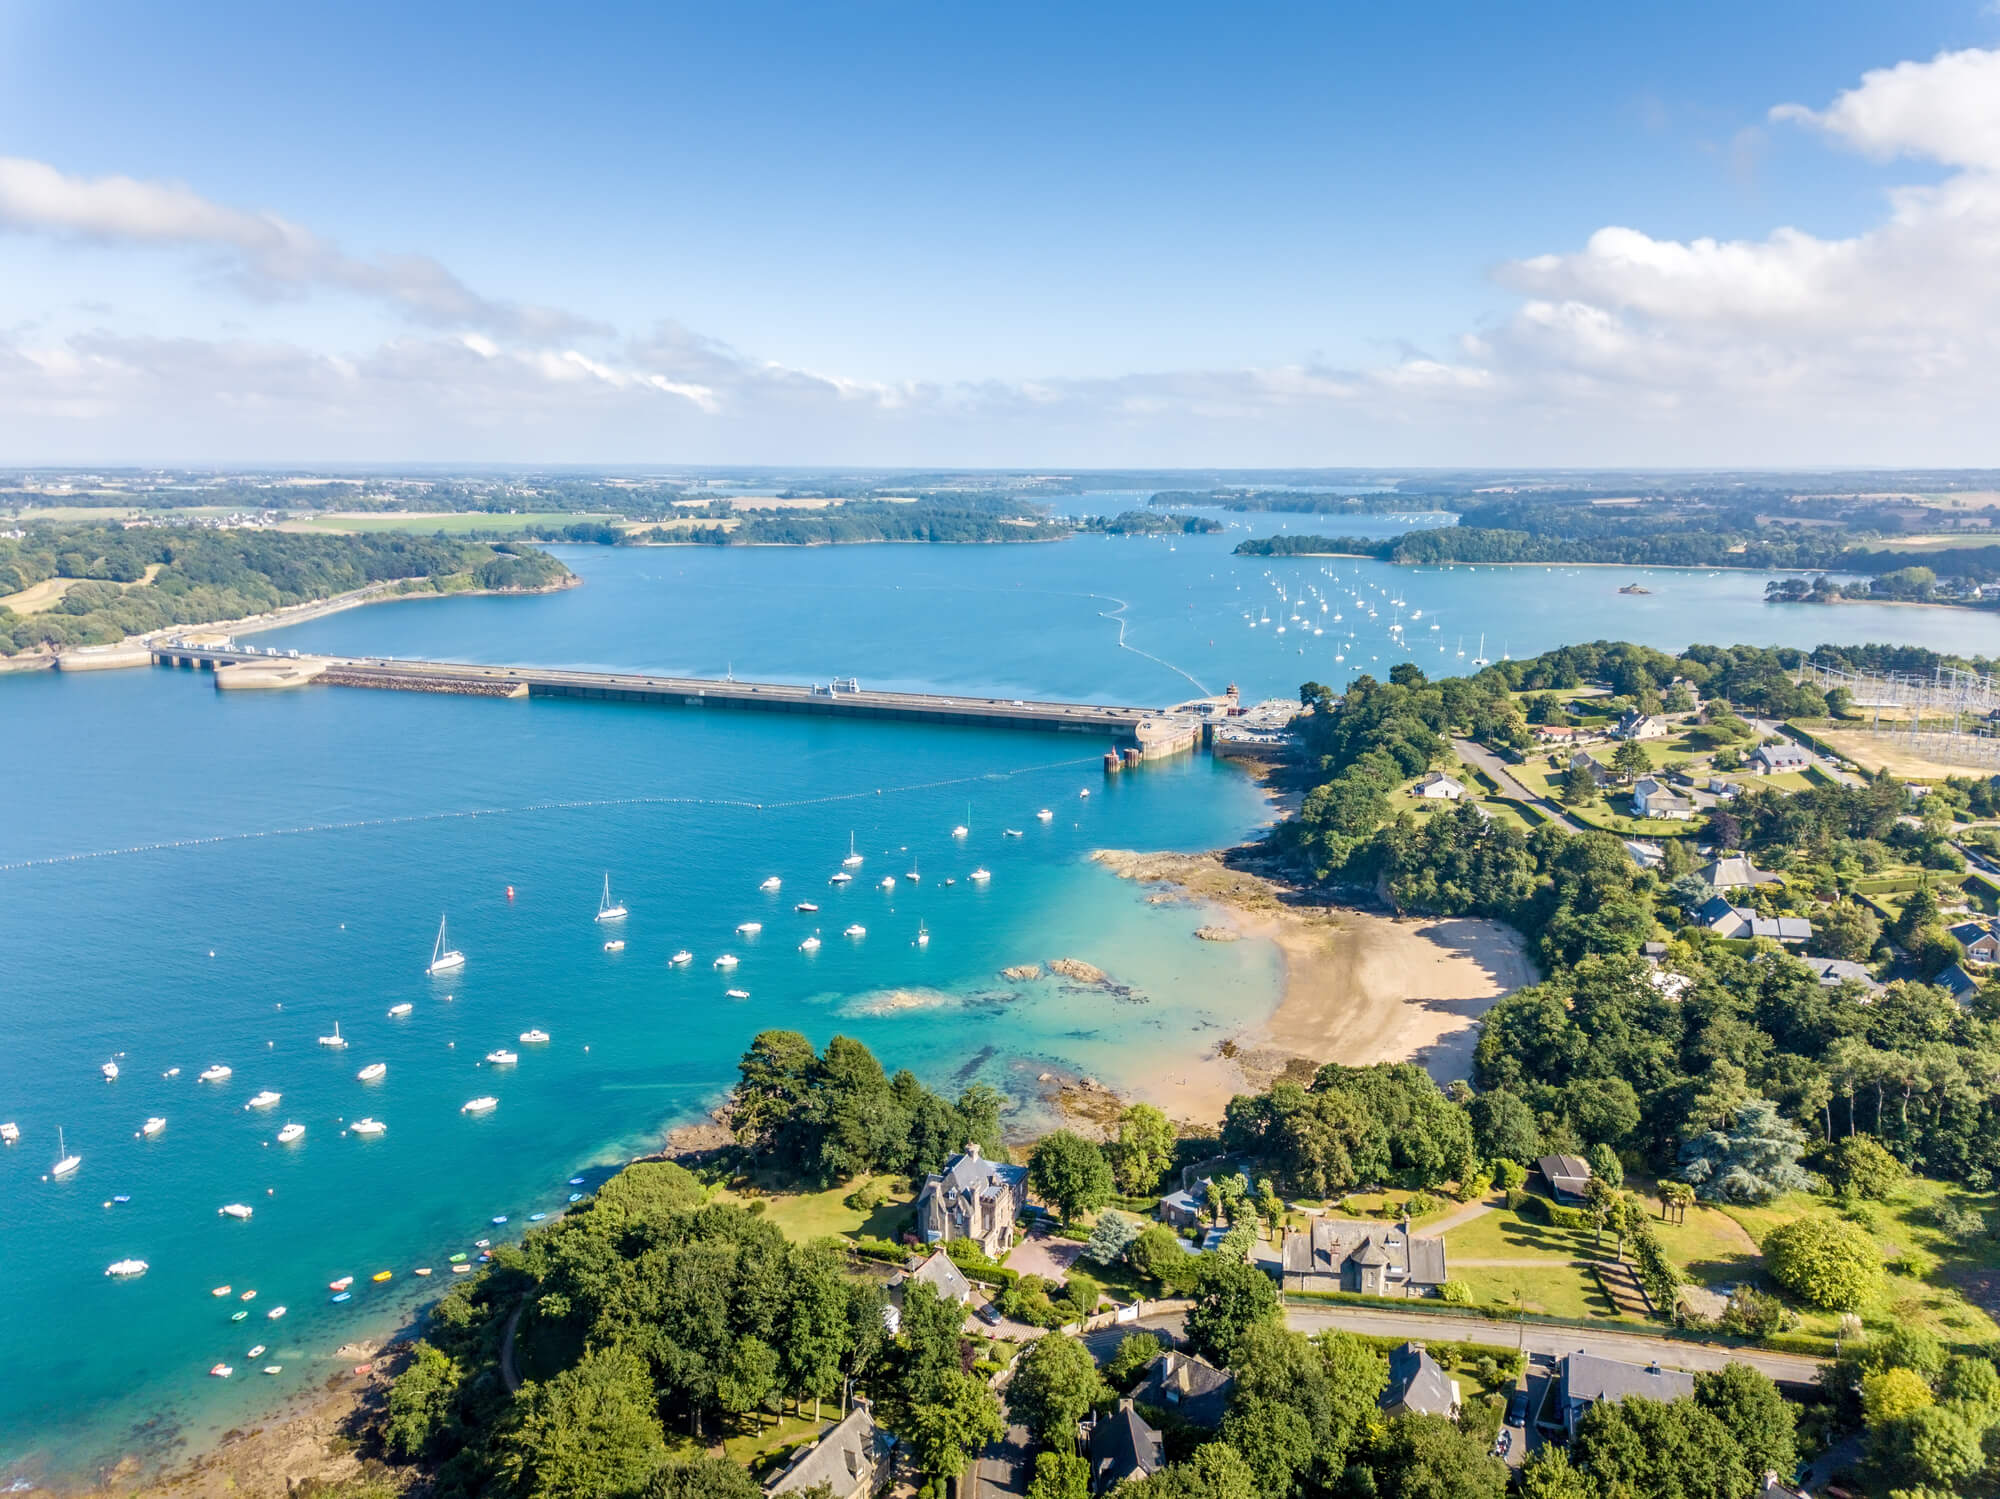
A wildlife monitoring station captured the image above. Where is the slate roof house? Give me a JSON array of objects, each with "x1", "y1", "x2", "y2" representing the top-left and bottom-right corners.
[
  {"x1": 1941, "y1": 963, "x2": 1982, "y2": 1005},
  {"x1": 1536, "y1": 1154, "x2": 1593, "y2": 1204},
  {"x1": 1569, "y1": 751, "x2": 1613, "y2": 786},
  {"x1": 1134, "y1": 1351, "x2": 1235, "y2": 1429},
  {"x1": 1750, "y1": 743, "x2": 1812, "y2": 774},
  {"x1": 1798, "y1": 956, "x2": 1881, "y2": 992},
  {"x1": 1278, "y1": 1218, "x2": 1447, "y2": 1296},
  {"x1": 1698, "y1": 854, "x2": 1781, "y2": 890},
  {"x1": 913, "y1": 1144, "x2": 1026, "y2": 1260},
  {"x1": 1089, "y1": 1401, "x2": 1166, "y2": 1490},
  {"x1": 1552, "y1": 1353, "x2": 1695, "y2": 1438},
  {"x1": 1948, "y1": 921, "x2": 2000, "y2": 964},
  {"x1": 1631, "y1": 777, "x2": 1695, "y2": 820},
  {"x1": 1413, "y1": 770, "x2": 1465, "y2": 800},
  {"x1": 765, "y1": 1402, "x2": 895, "y2": 1497},
  {"x1": 1692, "y1": 897, "x2": 1812, "y2": 944},
  {"x1": 1157, "y1": 1178, "x2": 1213, "y2": 1230},
  {"x1": 1381, "y1": 1342, "x2": 1461, "y2": 1420},
  {"x1": 1613, "y1": 711, "x2": 1669, "y2": 741}
]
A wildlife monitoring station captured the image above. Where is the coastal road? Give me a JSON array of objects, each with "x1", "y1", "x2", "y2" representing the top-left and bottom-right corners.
[{"x1": 1453, "y1": 738, "x2": 1586, "y2": 833}]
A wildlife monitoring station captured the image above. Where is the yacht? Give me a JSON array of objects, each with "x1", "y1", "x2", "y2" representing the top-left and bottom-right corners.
[
  {"x1": 357, "y1": 1062, "x2": 387, "y2": 1082},
  {"x1": 198, "y1": 1065, "x2": 232, "y2": 1083},
  {"x1": 799, "y1": 933, "x2": 821, "y2": 952},
  {"x1": 460, "y1": 1097, "x2": 498, "y2": 1115},
  {"x1": 669, "y1": 949, "x2": 692, "y2": 965},
  {"x1": 427, "y1": 914, "x2": 465, "y2": 976},
  {"x1": 245, "y1": 1090, "x2": 281, "y2": 1110},
  {"x1": 879, "y1": 875, "x2": 896, "y2": 890},
  {"x1": 969, "y1": 867, "x2": 992, "y2": 882},
  {"x1": 829, "y1": 871, "x2": 853, "y2": 885},
  {"x1": 713, "y1": 953, "x2": 739, "y2": 969},
  {"x1": 317, "y1": 1023, "x2": 347, "y2": 1049},
  {"x1": 387, "y1": 1002, "x2": 413, "y2": 1018},
  {"x1": 486, "y1": 1049, "x2": 518, "y2": 1066},
  {"x1": 139, "y1": 1117, "x2": 166, "y2": 1138},
  {"x1": 519, "y1": 1029, "x2": 550, "y2": 1044},
  {"x1": 843, "y1": 924, "x2": 866, "y2": 938},
  {"x1": 2, "y1": 1122, "x2": 19, "y2": 1145},
  {"x1": 101, "y1": 1059, "x2": 120, "y2": 1082},
  {"x1": 736, "y1": 921, "x2": 763, "y2": 935},
  {"x1": 276, "y1": 1122, "x2": 306, "y2": 1145},
  {"x1": 759, "y1": 876, "x2": 782, "y2": 892},
  {"x1": 105, "y1": 1259, "x2": 148, "y2": 1278},
  {"x1": 602, "y1": 938, "x2": 625, "y2": 953},
  {"x1": 51, "y1": 1128, "x2": 81, "y2": 1180},
  {"x1": 350, "y1": 1118, "x2": 386, "y2": 1137},
  {"x1": 218, "y1": 1203, "x2": 254, "y2": 1220},
  {"x1": 841, "y1": 832, "x2": 864, "y2": 868},
  {"x1": 915, "y1": 921, "x2": 930, "y2": 948},
  {"x1": 162, "y1": 1067, "x2": 181, "y2": 1077},
  {"x1": 904, "y1": 856, "x2": 920, "y2": 883},
  {"x1": 725, "y1": 988, "x2": 750, "y2": 1000},
  {"x1": 1037, "y1": 809, "x2": 1053, "y2": 822},
  {"x1": 794, "y1": 901, "x2": 819, "y2": 913},
  {"x1": 595, "y1": 873, "x2": 627, "y2": 923}
]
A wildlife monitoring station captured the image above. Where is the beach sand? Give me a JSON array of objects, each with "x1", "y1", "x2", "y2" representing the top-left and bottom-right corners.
[{"x1": 1092, "y1": 849, "x2": 1537, "y2": 1118}]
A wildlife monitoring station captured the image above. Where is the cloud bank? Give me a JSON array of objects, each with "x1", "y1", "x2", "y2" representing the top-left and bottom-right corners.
[{"x1": 4, "y1": 46, "x2": 2000, "y2": 464}]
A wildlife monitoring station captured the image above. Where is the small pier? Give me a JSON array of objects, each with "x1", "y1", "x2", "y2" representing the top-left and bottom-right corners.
[{"x1": 152, "y1": 644, "x2": 1207, "y2": 754}]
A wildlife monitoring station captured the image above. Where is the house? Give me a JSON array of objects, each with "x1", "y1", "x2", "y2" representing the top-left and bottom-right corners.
[
  {"x1": 1089, "y1": 1401, "x2": 1166, "y2": 1490},
  {"x1": 1691, "y1": 898, "x2": 1810, "y2": 944},
  {"x1": 1381, "y1": 1342, "x2": 1461, "y2": 1420},
  {"x1": 1799, "y1": 956, "x2": 1882, "y2": 993},
  {"x1": 1536, "y1": 1154, "x2": 1592, "y2": 1205},
  {"x1": 1631, "y1": 777, "x2": 1694, "y2": 821},
  {"x1": 1940, "y1": 963, "x2": 1982, "y2": 1005},
  {"x1": 1698, "y1": 854, "x2": 1780, "y2": 890},
  {"x1": 1570, "y1": 751, "x2": 1613, "y2": 786},
  {"x1": 1277, "y1": 1218, "x2": 1448, "y2": 1296},
  {"x1": 1747, "y1": 914, "x2": 1813, "y2": 944},
  {"x1": 1948, "y1": 920, "x2": 2000, "y2": 965},
  {"x1": 1157, "y1": 1181, "x2": 1209, "y2": 1230},
  {"x1": 886, "y1": 1249, "x2": 972, "y2": 1311},
  {"x1": 1134, "y1": 1351, "x2": 1235, "y2": 1429},
  {"x1": 1750, "y1": 743, "x2": 1812, "y2": 774},
  {"x1": 1532, "y1": 724, "x2": 1597, "y2": 744},
  {"x1": 1552, "y1": 1352, "x2": 1695, "y2": 1438},
  {"x1": 1413, "y1": 770, "x2": 1465, "y2": 801},
  {"x1": 913, "y1": 1143, "x2": 1027, "y2": 1260},
  {"x1": 1613, "y1": 710, "x2": 1669, "y2": 741},
  {"x1": 765, "y1": 1401, "x2": 896, "y2": 1497}
]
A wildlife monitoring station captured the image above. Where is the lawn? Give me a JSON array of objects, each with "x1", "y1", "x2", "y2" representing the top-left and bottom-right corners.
[
  {"x1": 1452, "y1": 1264, "x2": 1628, "y2": 1321},
  {"x1": 1440, "y1": 1204, "x2": 1592, "y2": 1262},
  {"x1": 715, "y1": 1176, "x2": 914, "y2": 1243},
  {"x1": 717, "y1": 1411, "x2": 833, "y2": 1480},
  {"x1": 300, "y1": 510, "x2": 616, "y2": 535}
]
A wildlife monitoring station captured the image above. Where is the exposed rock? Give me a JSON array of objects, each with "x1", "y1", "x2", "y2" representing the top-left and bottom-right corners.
[
  {"x1": 1048, "y1": 957, "x2": 1108, "y2": 984},
  {"x1": 1001, "y1": 963, "x2": 1043, "y2": 981},
  {"x1": 1194, "y1": 926, "x2": 1239, "y2": 942}
]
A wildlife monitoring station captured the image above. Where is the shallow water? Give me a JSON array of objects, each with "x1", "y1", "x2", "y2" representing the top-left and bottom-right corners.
[{"x1": 7, "y1": 517, "x2": 2000, "y2": 1480}]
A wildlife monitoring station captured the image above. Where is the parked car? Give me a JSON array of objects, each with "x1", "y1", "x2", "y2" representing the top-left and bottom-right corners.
[{"x1": 1507, "y1": 1392, "x2": 1529, "y2": 1426}]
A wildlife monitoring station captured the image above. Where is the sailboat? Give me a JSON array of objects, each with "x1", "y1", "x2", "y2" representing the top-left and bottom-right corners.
[
  {"x1": 841, "y1": 832, "x2": 864, "y2": 868},
  {"x1": 51, "y1": 1127, "x2": 81, "y2": 1179},
  {"x1": 427, "y1": 915, "x2": 465, "y2": 976},
  {"x1": 318, "y1": 1022, "x2": 347, "y2": 1049},
  {"x1": 915, "y1": 921, "x2": 930, "y2": 948},
  {"x1": 595, "y1": 874, "x2": 627, "y2": 923},
  {"x1": 904, "y1": 854, "x2": 921, "y2": 883},
  {"x1": 1472, "y1": 633, "x2": 1490, "y2": 668}
]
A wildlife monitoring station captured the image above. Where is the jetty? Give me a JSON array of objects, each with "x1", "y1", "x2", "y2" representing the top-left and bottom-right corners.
[{"x1": 152, "y1": 643, "x2": 1211, "y2": 755}]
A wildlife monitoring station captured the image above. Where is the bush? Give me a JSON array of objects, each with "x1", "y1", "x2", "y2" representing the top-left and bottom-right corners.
[
  {"x1": 1438, "y1": 1280, "x2": 1473, "y2": 1306},
  {"x1": 843, "y1": 1177, "x2": 888, "y2": 1212},
  {"x1": 1717, "y1": 1285, "x2": 1790, "y2": 1338},
  {"x1": 1493, "y1": 1159, "x2": 1528, "y2": 1192},
  {"x1": 1548, "y1": 1204, "x2": 1590, "y2": 1232},
  {"x1": 1405, "y1": 1191, "x2": 1441, "y2": 1220},
  {"x1": 1503, "y1": 1187, "x2": 1531, "y2": 1213},
  {"x1": 1519, "y1": 1194, "x2": 1553, "y2": 1224},
  {"x1": 1765, "y1": 1213, "x2": 1881, "y2": 1310}
]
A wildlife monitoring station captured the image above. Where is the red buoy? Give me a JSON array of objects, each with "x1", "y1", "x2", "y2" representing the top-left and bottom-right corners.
[{"x1": 505, "y1": 886, "x2": 515, "y2": 901}]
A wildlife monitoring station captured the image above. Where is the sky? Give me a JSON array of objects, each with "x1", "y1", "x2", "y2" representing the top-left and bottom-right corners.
[{"x1": 2, "y1": 0, "x2": 1999, "y2": 467}]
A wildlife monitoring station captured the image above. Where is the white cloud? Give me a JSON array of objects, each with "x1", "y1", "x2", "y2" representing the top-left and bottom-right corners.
[{"x1": 1770, "y1": 47, "x2": 2000, "y2": 170}]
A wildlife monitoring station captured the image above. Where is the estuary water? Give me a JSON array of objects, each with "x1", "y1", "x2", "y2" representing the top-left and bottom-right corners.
[{"x1": 6, "y1": 515, "x2": 2000, "y2": 1482}]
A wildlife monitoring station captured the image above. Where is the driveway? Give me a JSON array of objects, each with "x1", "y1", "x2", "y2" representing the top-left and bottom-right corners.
[
  {"x1": 1453, "y1": 738, "x2": 1586, "y2": 833},
  {"x1": 1003, "y1": 1235, "x2": 1085, "y2": 1283},
  {"x1": 970, "y1": 1421, "x2": 1033, "y2": 1498}
]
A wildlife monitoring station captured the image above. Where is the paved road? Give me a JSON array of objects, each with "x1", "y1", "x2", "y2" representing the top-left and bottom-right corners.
[
  {"x1": 1281, "y1": 1303, "x2": 1824, "y2": 1386},
  {"x1": 1453, "y1": 737, "x2": 1586, "y2": 833},
  {"x1": 971, "y1": 1422, "x2": 1033, "y2": 1498}
]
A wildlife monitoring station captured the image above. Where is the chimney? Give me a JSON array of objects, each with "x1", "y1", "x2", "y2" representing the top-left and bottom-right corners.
[{"x1": 964, "y1": 1142, "x2": 981, "y2": 1161}]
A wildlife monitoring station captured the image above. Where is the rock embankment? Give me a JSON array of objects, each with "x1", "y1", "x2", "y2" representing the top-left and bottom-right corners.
[{"x1": 1001, "y1": 964, "x2": 1043, "y2": 981}]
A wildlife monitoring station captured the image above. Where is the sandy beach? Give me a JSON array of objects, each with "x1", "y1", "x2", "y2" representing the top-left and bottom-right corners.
[{"x1": 1091, "y1": 848, "x2": 1537, "y2": 1121}]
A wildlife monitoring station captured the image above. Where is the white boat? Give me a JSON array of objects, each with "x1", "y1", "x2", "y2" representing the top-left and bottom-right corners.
[
  {"x1": 485, "y1": 1050, "x2": 518, "y2": 1066},
  {"x1": 105, "y1": 1259, "x2": 148, "y2": 1278},
  {"x1": 1037, "y1": 809, "x2": 1053, "y2": 822},
  {"x1": 915, "y1": 921, "x2": 930, "y2": 948},
  {"x1": 841, "y1": 832, "x2": 863, "y2": 867},
  {"x1": 669, "y1": 950, "x2": 693, "y2": 965},
  {"x1": 198, "y1": 1065, "x2": 232, "y2": 1083},
  {"x1": 969, "y1": 868, "x2": 991, "y2": 882},
  {"x1": 725, "y1": 988, "x2": 750, "y2": 1000},
  {"x1": 134, "y1": 1116, "x2": 166, "y2": 1138},
  {"x1": 829, "y1": 872, "x2": 852, "y2": 885},
  {"x1": 350, "y1": 1118, "x2": 386, "y2": 1137},
  {"x1": 247, "y1": 1344, "x2": 266, "y2": 1359},
  {"x1": 1, "y1": 1122, "x2": 19, "y2": 1145},
  {"x1": 163, "y1": 1066, "x2": 180, "y2": 1077},
  {"x1": 461, "y1": 1097, "x2": 497, "y2": 1115},
  {"x1": 795, "y1": 901, "x2": 819, "y2": 913},
  {"x1": 713, "y1": 953, "x2": 739, "y2": 969},
  {"x1": 427, "y1": 914, "x2": 465, "y2": 976},
  {"x1": 799, "y1": 933, "x2": 822, "y2": 952},
  {"x1": 595, "y1": 873, "x2": 628, "y2": 923},
  {"x1": 318, "y1": 1022, "x2": 347, "y2": 1049},
  {"x1": 218, "y1": 1203, "x2": 254, "y2": 1220},
  {"x1": 843, "y1": 924, "x2": 866, "y2": 938},
  {"x1": 759, "y1": 876, "x2": 782, "y2": 891},
  {"x1": 210, "y1": 1364, "x2": 234, "y2": 1379},
  {"x1": 245, "y1": 1090, "x2": 281, "y2": 1110},
  {"x1": 953, "y1": 804, "x2": 970, "y2": 837},
  {"x1": 602, "y1": 939, "x2": 625, "y2": 953},
  {"x1": 102, "y1": 1060, "x2": 120, "y2": 1082},
  {"x1": 736, "y1": 921, "x2": 763, "y2": 935},
  {"x1": 879, "y1": 875, "x2": 897, "y2": 890},
  {"x1": 266, "y1": 1305, "x2": 286, "y2": 1320},
  {"x1": 51, "y1": 1127, "x2": 81, "y2": 1180},
  {"x1": 904, "y1": 856, "x2": 921, "y2": 882},
  {"x1": 262, "y1": 1365, "x2": 282, "y2": 1375},
  {"x1": 519, "y1": 1029, "x2": 550, "y2": 1044},
  {"x1": 357, "y1": 1062, "x2": 387, "y2": 1082},
  {"x1": 211, "y1": 1285, "x2": 232, "y2": 1297},
  {"x1": 1079, "y1": 788, "x2": 1090, "y2": 798},
  {"x1": 1003, "y1": 829, "x2": 1022, "y2": 837},
  {"x1": 387, "y1": 1002, "x2": 413, "y2": 1018},
  {"x1": 276, "y1": 1122, "x2": 306, "y2": 1144}
]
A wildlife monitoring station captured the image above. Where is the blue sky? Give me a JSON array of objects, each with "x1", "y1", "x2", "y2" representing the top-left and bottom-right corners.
[{"x1": 2, "y1": 0, "x2": 1998, "y2": 465}]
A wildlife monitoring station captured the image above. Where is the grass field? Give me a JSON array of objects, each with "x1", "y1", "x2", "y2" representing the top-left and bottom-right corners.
[
  {"x1": 714, "y1": 1176, "x2": 914, "y2": 1243},
  {"x1": 298, "y1": 510, "x2": 617, "y2": 535},
  {"x1": 0, "y1": 562, "x2": 164, "y2": 616}
]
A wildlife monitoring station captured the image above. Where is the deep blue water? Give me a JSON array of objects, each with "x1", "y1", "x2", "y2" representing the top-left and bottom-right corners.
[{"x1": 7, "y1": 517, "x2": 2000, "y2": 1482}]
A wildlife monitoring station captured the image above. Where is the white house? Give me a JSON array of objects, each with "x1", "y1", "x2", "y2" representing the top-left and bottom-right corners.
[
  {"x1": 1750, "y1": 743, "x2": 1812, "y2": 774},
  {"x1": 1412, "y1": 771, "x2": 1465, "y2": 801},
  {"x1": 1631, "y1": 777, "x2": 1695, "y2": 821},
  {"x1": 1614, "y1": 711, "x2": 1669, "y2": 741}
]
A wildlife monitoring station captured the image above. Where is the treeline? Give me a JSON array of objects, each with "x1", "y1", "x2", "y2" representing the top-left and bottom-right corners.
[
  {"x1": 635, "y1": 497, "x2": 1074, "y2": 547},
  {"x1": 1147, "y1": 489, "x2": 1457, "y2": 515},
  {"x1": 0, "y1": 525, "x2": 568, "y2": 655},
  {"x1": 1082, "y1": 511, "x2": 1223, "y2": 535}
]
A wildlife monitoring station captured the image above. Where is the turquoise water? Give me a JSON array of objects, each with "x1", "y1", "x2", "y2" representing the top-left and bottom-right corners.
[{"x1": 8, "y1": 523, "x2": 2000, "y2": 1483}]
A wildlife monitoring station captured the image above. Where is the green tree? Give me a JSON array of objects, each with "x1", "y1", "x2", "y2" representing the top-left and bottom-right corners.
[
  {"x1": 1105, "y1": 1332, "x2": 1165, "y2": 1391},
  {"x1": 1585, "y1": 1141, "x2": 1624, "y2": 1189},
  {"x1": 1103, "y1": 1103, "x2": 1177, "y2": 1194},
  {"x1": 1676, "y1": 1098, "x2": 1812, "y2": 1204},
  {"x1": 1082, "y1": 1210, "x2": 1143, "y2": 1267},
  {"x1": 1028, "y1": 1131, "x2": 1115, "y2": 1226},
  {"x1": 1124, "y1": 1443, "x2": 1257, "y2": 1499},
  {"x1": 1027, "y1": 1450, "x2": 1091, "y2": 1499},
  {"x1": 1468, "y1": 1090, "x2": 1539, "y2": 1163},
  {"x1": 1362, "y1": 1412, "x2": 1507, "y2": 1499},
  {"x1": 716, "y1": 1335, "x2": 780, "y2": 1429},
  {"x1": 1824, "y1": 1134, "x2": 1904, "y2": 1202},
  {"x1": 903, "y1": 1371, "x2": 1005, "y2": 1490},
  {"x1": 1871, "y1": 1405, "x2": 1987, "y2": 1491},
  {"x1": 782, "y1": 1242, "x2": 853, "y2": 1419},
  {"x1": 641, "y1": 1457, "x2": 761, "y2": 1499},
  {"x1": 1613, "y1": 739, "x2": 1652, "y2": 779},
  {"x1": 1007, "y1": 1333, "x2": 1109, "y2": 1448},
  {"x1": 1562, "y1": 763, "x2": 1600, "y2": 805},
  {"x1": 1218, "y1": 1396, "x2": 1315, "y2": 1497},
  {"x1": 1862, "y1": 1367, "x2": 1935, "y2": 1424},
  {"x1": 1126, "y1": 1223, "x2": 1194, "y2": 1290},
  {"x1": 384, "y1": 1341, "x2": 460, "y2": 1462},
  {"x1": 894, "y1": 1282, "x2": 966, "y2": 1404},
  {"x1": 494, "y1": 1348, "x2": 669, "y2": 1499},
  {"x1": 1516, "y1": 1446, "x2": 1593, "y2": 1499},
  {"x1": 1693, "y1": 1363, "x2": 1797, "y2": 1481},
  {"x1": 1765, "y1": 1212, "x2": 1882, "y2": 1309},
  {"x1": 1569, "y1": 1394, "x2": 1752, "y2": 1499},
  {"x1": 1183, "y1": 1253, "x2": 1280, "y2": 1365}
]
